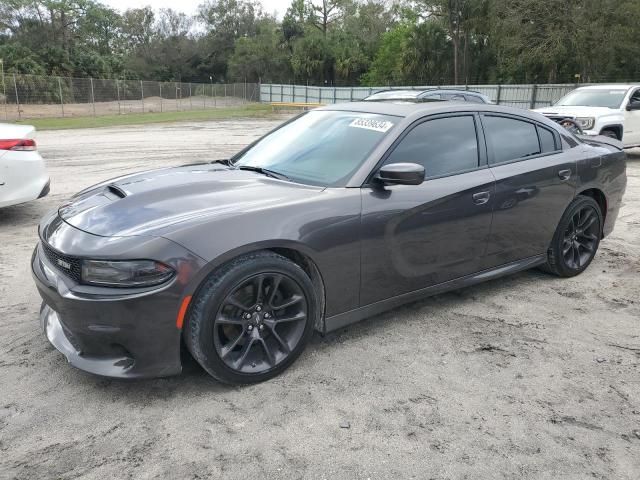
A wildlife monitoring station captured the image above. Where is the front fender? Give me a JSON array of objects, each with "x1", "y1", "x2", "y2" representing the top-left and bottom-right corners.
[{"x1": 164, "y1": 188, "x2": 363, "y2": 318}]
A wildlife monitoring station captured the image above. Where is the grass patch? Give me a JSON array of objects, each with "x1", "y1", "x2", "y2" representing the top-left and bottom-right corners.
[{"x1": 16, "y1": 104, "x2": 274, "y2": 130}]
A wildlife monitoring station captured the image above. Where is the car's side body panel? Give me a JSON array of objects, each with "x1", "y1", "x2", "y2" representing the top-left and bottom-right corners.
[
  {"x1": 360, "y1": 168, "x2": 495, "y2": 306},
  {"x1": 325, "y1": 254, "x2": 547, "y2": 333},
  {"x1": 484, "y1": 152, "x2": 578, "y2": 267},
  {"x1": 574, "y1": 139, "x2": 627, "y2": 237}
]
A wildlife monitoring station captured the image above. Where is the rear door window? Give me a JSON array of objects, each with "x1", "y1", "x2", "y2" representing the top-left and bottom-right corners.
[{"x1": 483, "y1": 115, "x2": 541, "y2": 164}]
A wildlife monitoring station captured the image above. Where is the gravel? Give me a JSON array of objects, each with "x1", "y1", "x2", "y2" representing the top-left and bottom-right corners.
[{"x1": 1, "y1": 119, "x2": 639, "y2": 479}]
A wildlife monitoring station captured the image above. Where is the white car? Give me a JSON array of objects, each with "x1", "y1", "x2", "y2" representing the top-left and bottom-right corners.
[
  {"x1": 0, "y1": 123, "x2": 49, "y2": 208},
  {"x1": 535, "y1": 84, "x2": 640, "y2": 148}
]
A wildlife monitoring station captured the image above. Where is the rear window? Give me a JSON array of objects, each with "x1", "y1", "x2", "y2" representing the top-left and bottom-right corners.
[
  {"x1": 483, "y1": 116, "x2": 541, "y2": 164},
  {"x1": 537, "y1": 126, "x2": 557, "y2": 152}
]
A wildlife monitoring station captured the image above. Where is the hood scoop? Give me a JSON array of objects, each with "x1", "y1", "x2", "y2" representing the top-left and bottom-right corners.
[{"x1": 106, "y1": 184, "x2": 127, "y2": 199}]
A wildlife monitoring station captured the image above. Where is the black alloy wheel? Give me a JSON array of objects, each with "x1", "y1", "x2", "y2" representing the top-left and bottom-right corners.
[
  {"x1": 185, "y1": 251, "x2": 317, "y2": 384},
  {"x1": 213, "y1": 273, "x2": 308, "y2": 374},
  {"x1": 561, "y1": 206, "x2": 600, "y2": 270},
  {"x1": 543, "y1": 195, "x2": 602, "y2": 277}
]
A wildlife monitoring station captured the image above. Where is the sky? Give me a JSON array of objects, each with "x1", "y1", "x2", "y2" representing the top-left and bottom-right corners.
[{"x1": 101, "y1": 0, "x2": 292, "y2": 19}]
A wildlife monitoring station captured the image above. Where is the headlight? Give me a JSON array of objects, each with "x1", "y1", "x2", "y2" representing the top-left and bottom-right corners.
[
  {"x1": 81, "y1": 260, "x2": 174, "y2": 287},
  {"x1": 574, "y1": 117, "x2": 595, "y2": 130}
]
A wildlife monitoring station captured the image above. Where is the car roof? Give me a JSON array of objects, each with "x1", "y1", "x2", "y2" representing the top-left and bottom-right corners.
[
  {"x1": 576, "y1": 84, "x2": 640, "y2": 90},
  {"x1": 319, "y1": 101, "x2": 537, "y2": 119},
  {"x1": 319, "y1": 101, "x2": 563, "y2": 137},
  {"x1": 367, "y1": 88, "x2": 484, "y2": 97},
  {"x1": 365, "y1": 90, "x2": 423, "y2": 99}
]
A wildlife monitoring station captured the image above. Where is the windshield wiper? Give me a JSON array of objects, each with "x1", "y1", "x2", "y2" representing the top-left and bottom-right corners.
[{"x1": 236, "y1": 165, "x2": 291, "y2": 181}]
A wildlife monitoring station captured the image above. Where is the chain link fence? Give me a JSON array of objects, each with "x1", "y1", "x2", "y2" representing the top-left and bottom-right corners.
[
  {"x1": 0, "y1": 73, "x2": 260, "y2": 120},
  {"x1": 0, "y1": 74, "x2": 623, "y2": 120},
  {"x1": 260, "y1": 83, "x2": 593, "y2": 109}
]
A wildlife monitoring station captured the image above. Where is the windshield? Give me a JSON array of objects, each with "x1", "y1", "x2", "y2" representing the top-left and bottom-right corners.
[
  {"x1": 555, "y1": 88, "x2": 628, "y2": 109},
  {"x1": 233, "y1": 110, "x2": 398, "y2": 186}
]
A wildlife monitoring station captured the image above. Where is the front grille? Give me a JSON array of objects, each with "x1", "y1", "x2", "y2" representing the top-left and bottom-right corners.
[{"x1": 41, "y1": 242, "x2": 82, "y2": 283}]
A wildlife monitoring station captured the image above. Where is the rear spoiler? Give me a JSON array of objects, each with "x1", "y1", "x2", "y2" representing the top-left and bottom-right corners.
[{"x1": 576, "y1": 134, "x2": 623, "y2": 150}]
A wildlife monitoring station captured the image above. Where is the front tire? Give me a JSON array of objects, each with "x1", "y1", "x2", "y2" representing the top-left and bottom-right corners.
[
  {"x1": 184, "y1": 251, "x2": 317, "y2": 384},
  {"x1": 600, "y1": 129, "x2": 619, "y2": 140},
  {"x1": 543, "y1": 196, "x2": 602, "y2": 277}
]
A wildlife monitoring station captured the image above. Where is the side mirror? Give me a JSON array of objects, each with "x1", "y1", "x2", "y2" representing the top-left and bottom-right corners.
[
  {"x1": 626, "y1": 101, "x2": 640, "y2": 111},
  {"x1": 376, "y1": 163, "x2": 425, "y2": 186}
]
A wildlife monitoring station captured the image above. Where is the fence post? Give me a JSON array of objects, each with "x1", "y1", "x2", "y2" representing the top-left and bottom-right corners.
[
  {"x1": 13, "y1": 74, "x2": 21, "y2": 120},
  {"x1": 189, "y1": 83, "x2": 192, "y2": 110},
  {"x1": 305, "y1": 85, "x2": 308, "y2": 103},
  {"x1": 57, "y1": 77, "x2": 64, "y2": 117},
  {"x1": 140, "y1": 80, "x2": 144, "y2": 113},
  {"x1": 350, "y1": 87, "x2": 353, "y2": 102},
  {"x1": 203, "y1": 84, "x2": 206, "y2": 109},
  {"x1": 159, "y1": 83, "x2": 163, "y2": 112},
  {"x1": 224, "y1": 83, "x2": 227, "y2": 104},
  {"x1": 269, "y1": 84, "x2": 272, "y2": 102},
  {"x1": 90, "y1": 77, "x2": 96, "y2": 116},
  {"x1": 1, "y1": 65, "x2": 7, "y2": 120},
  {"x1": 333, "y1": 86, "x2": 336, "y2": 104},
  {"x1": 244, "y1": 78, "x2": 247, "y2": 104},
  {"x1": 530, "y1": 84, "x2": 538, "y2": 109},
  {"x1": 214, "y1": 84, "x2": 217, "y2": 108},
  {"x1": 176, "y1": 82, "x2": 179, "y2": 111},
  {"x1": 496, "y1": 84, "x2": 502, "y2": 105},
  {"x1": 116, "y1": 79, "x2": 121, "y2": 114},
  {"x1": 280, "y1": 84, "x2": 283, "y2": 102}
]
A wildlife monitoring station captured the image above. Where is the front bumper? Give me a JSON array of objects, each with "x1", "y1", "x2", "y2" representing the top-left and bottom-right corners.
[
  {"x1": 40, "y1": 303, "x2": 138, "y2": 377},
  {"x1": 31, "y1": 226, "x2": 205, "y2": 378},
  {"x1": 581, "y1": 129, "x2": 598, "y2": 136}
]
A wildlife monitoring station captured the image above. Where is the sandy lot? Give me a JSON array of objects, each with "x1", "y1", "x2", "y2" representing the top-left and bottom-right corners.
[{"x1": 1, "y1": 120, "x2": 639, "y2": 479}]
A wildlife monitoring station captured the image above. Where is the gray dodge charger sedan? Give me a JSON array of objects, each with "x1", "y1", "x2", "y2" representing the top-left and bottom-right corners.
[{"x1": 32, "y1": 102, "x2": 627, "y2": 384}]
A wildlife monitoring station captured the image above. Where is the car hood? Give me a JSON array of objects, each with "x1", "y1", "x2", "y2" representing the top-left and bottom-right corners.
[
  {"x1": 534, "y1": 105, "x2": 619, "y2": 117},
  {"x1": 58, "y1": 163, "x2": 324, "y2": 237}
]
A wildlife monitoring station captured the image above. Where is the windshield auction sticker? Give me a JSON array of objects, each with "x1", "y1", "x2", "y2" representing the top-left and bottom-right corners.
[{"x1": 349, "y1": 118, "x2": 394, "y2": 133}]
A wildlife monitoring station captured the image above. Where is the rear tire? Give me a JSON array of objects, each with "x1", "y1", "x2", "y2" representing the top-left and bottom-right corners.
[
  {"x1": 184, "y1": 251, "x2": 318, "y2": 384},
  {"x1": 542, "y1": 196, "x2": 602, "y2": 277}
]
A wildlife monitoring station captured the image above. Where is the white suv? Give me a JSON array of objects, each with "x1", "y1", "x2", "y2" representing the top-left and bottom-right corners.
[{"x1": 535, "y1": 84, "x2": 640, "y2": 148}]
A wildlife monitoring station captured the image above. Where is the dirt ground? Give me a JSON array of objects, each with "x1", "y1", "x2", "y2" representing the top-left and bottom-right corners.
[{"x1": 1, "y1": 119, "x2": 639, "y2": 479}]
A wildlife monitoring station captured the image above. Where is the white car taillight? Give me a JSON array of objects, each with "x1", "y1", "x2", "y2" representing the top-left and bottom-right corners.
[{"x1": 0, "y1": 139, "x2": 37, "y2": 151}]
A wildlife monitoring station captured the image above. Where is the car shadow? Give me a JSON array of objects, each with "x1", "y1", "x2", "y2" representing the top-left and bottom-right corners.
[{"x1": 68, "y1": 267, "x2": 549, "y2": 400}]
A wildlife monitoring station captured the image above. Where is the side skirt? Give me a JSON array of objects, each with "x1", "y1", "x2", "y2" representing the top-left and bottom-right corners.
[{"x1": 323, "y1": 254, "x2": 546, "y2": 333}]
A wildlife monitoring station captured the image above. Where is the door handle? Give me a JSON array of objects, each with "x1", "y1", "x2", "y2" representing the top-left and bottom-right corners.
[
  {"x1": 472, "y1": 191, "x2": 490, "y2": 205},
  {"x1": 558, "y1": 169, "x2": 572, "y2": 181}
]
